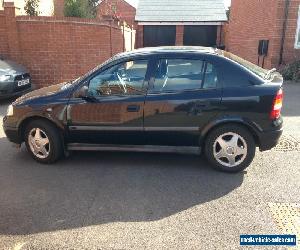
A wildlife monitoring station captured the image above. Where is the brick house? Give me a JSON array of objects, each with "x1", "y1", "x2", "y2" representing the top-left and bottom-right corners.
[
  {"x1": 97, "y1": 0, "x2": 136, "y2": 25},
  {"x1": 1, "y1": 0, "x2": 64, "y2": 16},
  {"x1": 135, "y1": 0, "x2": 227, "y2": 48},
  {"x1": 226, "y1": 0, "x2": 300, "y2": 69}
]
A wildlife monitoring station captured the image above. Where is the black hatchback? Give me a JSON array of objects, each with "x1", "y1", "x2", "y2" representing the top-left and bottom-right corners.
[{"x1": 3, "y1": 47, "x2": 283, "y2": 172}]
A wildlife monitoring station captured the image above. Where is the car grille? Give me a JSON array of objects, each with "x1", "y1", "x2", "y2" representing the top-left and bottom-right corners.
[{"x1": 14, "y1": 73, "x2": 30, "y2": 81}]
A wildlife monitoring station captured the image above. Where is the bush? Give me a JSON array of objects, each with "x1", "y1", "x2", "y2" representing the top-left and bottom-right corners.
[
  {"x1": 64, "y1": 0, "x2": 86, "y2": 17},
  {"x1": 64, "y1": 0, "x2": 97, "y2": 18},
  {"x1": 280, "y1": 60, "x2": 300, "y2": 82}
]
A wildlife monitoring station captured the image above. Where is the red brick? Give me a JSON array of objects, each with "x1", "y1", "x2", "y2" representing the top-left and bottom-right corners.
[
  {"x1": 226, "y1": 0, "x2": 300, "y2": 68},
  {"x1": 97, "y1": 0, "x2": 136, "y2": 25},
  {"x1": 0, "y1": 3, "x2": 135, "y2": 89}
]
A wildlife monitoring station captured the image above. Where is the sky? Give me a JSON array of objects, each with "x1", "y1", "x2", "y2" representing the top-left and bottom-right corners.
[{"x1": 126, "y1": 0, "x2": 232, "y2": 9}]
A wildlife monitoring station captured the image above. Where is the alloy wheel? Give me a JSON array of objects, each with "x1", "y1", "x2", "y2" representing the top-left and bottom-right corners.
[
  {"x1": 28, "y1": 128, "x2": 50, "y2": 159},
  {"x1": 213, "y1": 132, "x2": 248, "y2": 168}
]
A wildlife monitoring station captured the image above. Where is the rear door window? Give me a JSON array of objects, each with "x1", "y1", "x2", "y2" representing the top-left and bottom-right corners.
[{"x1": 151, "y1": 59, "x2": 218, "y2": 92}]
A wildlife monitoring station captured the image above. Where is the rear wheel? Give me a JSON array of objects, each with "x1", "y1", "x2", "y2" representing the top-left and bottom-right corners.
[
  {"x1": 205, "y1": 124, "x2": 256, "y2": 173},
  {"x1": 24, "y1": 120, "x2": 63, "y2": 164}
]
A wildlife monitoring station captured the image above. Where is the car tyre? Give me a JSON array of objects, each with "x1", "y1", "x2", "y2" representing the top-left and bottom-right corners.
[
  {"x1": 205, "y1": 124, "x2": 256, "y2": 173},
  {"x1": 24, "y1": 119, "x2": 63, "y2": 164}
]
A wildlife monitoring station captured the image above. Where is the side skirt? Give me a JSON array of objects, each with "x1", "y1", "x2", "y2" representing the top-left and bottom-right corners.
[{"x1": 67, "y1": 143, "x2": 202, "y2": 155}]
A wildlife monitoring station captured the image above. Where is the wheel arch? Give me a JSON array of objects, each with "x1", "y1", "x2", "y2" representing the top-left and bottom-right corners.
[
  {"x1": 18, "y1": 115, "x2": 65, "y2": 141},
  {"x1": 200, "y1": 118, "x2": 261, "y2": 147}
]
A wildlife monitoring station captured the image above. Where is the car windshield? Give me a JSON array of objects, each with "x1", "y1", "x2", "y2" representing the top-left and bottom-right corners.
[{"x1": 222, "y1": 51, "x2": 269, "y2": 79}]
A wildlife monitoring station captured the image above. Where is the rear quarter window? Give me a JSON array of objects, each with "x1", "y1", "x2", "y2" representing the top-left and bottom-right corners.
[{"x1": 221, "y1": 60, "x2": 253, "y2": 87}]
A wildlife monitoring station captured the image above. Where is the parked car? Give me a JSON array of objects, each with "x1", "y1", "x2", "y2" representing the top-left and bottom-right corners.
[
  {"x1": 0, "y1": 58, "x2": 32, "y2": 98},
  {"x1": 3, "y1": 47, "x2": 283, "y2": 172}
]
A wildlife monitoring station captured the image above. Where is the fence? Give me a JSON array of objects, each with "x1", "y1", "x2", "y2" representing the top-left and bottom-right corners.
[{"x1": 0, "y1": 2, "x2": 136, "y2": 88}]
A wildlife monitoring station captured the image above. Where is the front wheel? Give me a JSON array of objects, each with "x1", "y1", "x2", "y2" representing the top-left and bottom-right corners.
[
  {"x1": 205, "y1": 124, "x2": 256, "y2": 173},
  {"x1": 24, "y1": 119, "x2": 63, "y2": 164}
]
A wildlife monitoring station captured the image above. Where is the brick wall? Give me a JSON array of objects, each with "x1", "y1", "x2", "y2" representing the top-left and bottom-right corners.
[
  {"x1": 53, "y1": 0, "x2": 64, "y2": 17},
  {"x1": 136, "y1": 25, "x2": 143, "y2": 48},
  {"x1": 175, "y1": 25, "x2": 184, "y2": 46},
  {"x1": 1, "y1": 2, "x2": 135, "y2": 88},
  {"x1": 0, "y1": 10, "x2": 9, "y2": 57},
  {"x1": 227, "y1": 0, "x2": 300, "y2": 69},
  {"x1": 279, "y1": 0, "x2": 300, "y2": 65},
  {"x1": 97, "y1": 0, "x2": 136, "y2": 25}
]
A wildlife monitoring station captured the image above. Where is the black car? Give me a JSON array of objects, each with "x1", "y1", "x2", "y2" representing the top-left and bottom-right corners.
[
  {"x1": 0, "y1": 58, "x2": 32, "y2": 98},
  {"x1": 3, "y1": 47, "x2": 283, "y2": 172}
]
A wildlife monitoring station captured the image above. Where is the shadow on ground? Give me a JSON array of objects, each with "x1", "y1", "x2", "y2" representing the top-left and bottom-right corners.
[{"x1": 0, "y1": 137, "x2": 244, "y2": 235}]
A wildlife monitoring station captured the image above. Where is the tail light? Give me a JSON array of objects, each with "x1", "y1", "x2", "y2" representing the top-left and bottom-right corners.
[{"x1": 270, "y1": 88, "x2": 283, "y2": 120}]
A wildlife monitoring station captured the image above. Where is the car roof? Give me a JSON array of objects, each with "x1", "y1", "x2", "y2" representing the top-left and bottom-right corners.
[{"x1": 112, "y1": 46, "x2": 219, "y2": 61}]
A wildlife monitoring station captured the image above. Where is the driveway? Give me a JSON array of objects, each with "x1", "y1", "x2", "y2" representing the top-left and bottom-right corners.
[{"x1": 0, "y1": 83, "x2": 299, "y2": 250}]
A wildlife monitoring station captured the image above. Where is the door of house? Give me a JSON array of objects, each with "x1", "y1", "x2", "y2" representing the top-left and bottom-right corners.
[
  {"x1": 183, "y1": 25, "x2": 217, "y2": 47},
  {"x1": 143, "y1": 25, "x2": 176, "y2": 47}
]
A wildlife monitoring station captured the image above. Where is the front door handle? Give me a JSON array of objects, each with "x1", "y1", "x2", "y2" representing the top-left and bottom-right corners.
[{"x1": 127, "y1": 105, "x2": 140, "y2": 112}]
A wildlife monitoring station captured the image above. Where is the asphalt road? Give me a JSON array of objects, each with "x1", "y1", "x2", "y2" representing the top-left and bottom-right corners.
[{"x1": 0, "y1": 83, "x2": 299, "y2": 250}]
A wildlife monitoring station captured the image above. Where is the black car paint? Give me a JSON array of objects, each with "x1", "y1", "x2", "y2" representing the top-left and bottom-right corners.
[{"x1": 3, "y1": 48, "x2": 283, "y2": 151}]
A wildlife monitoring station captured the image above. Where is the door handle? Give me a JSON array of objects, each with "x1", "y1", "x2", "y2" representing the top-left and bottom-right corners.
[
  {"x1": 188, "y1": 102, "x2": 209, "y2": 115},
  {"x1": 127, "y1": 105, "x2": 140, "y2": 112}
]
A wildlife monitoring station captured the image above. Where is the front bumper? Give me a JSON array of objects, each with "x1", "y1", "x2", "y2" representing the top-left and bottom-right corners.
[
  {"x1": 258, "y1": 128, "x2": 283, "y2": 151},
  {"x1": 3, "y1": 116, "x2": 22, "y2": 144}
]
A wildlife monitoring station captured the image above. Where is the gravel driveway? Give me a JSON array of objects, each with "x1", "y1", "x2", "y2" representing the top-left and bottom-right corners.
[{"x1": 0, "y1": 83, "x2": 299, "y2": 250}]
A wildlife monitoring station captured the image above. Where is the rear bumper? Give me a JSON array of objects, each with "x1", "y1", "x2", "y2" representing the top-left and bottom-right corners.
[{"x1": 258, "y1": 128, "x2": 283, "y2": 151}]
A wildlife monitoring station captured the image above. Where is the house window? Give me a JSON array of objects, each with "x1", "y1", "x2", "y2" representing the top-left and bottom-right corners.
[{"x1": 295, "y1": 5, "x2": 300, "y2": 49}]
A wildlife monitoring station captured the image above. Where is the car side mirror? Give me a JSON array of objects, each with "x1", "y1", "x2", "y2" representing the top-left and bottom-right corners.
[{"x1": 75, "y1": 86, "x2": 88, "y2": 98}]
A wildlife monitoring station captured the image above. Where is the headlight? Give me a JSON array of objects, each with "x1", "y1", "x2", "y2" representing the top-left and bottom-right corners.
[
  {"x1": 6, "y1": 105, "x2": 14, "y2": 116},
  {"x1": 0, "y1": 75, "x2": 13, "y2": 82}
]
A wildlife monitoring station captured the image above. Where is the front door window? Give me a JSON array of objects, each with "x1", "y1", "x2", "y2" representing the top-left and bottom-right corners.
[{"x1": 88, "y1": 60, "x2": 148, "y2": 97}]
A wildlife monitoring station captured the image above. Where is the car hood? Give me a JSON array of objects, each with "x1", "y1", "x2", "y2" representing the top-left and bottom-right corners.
[
  {"x1": 14, "y1": 82, "x2": 70, "y2": 104},
  {"x1": 0, "y1": 59, "x2": 27, "y2": 75}
]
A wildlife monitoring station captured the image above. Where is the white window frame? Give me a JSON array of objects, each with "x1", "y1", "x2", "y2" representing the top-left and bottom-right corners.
[{"x1": 295, "y1": 5, "x2": 300, "y2": 49}]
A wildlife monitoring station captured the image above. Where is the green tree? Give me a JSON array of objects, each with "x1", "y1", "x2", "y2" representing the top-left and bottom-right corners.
[
  {"x1": 24, "y1": 0, "x2": 40, "y2": 16},
  {"x1": 87, "y1": 0, "x2": 99, "y2": 18},
  {"x1": 64, "y1": 0, "x2": 98, "y2": 18}
]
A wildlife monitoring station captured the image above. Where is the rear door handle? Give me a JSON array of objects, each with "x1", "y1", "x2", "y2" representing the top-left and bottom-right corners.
[{"x1": 127, "y1": 105, "x2": 140, "y2": 112}]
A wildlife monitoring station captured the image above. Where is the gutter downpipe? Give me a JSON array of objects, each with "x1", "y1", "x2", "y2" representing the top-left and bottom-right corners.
[{"x1": 279, "y1": 0, "x2": 291, "y2": 65}]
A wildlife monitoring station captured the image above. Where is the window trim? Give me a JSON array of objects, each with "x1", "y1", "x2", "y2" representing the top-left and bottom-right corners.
[
  {"x1": 148, "y1": 57, "x2": 218, "y2": 94},
  {"x1": 295, "y1": 5, "x2": 300, "y2": 49}
]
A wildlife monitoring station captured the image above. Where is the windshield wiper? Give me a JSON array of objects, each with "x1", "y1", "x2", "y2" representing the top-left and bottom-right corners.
[{"x1": 264, "y1": 68, "x2": 277, "y2": 79}]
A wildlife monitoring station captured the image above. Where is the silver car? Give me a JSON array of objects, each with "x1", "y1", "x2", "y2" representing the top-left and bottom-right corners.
[{"x1": 0, "y1": 57, "x2": 31, "y2": 98}]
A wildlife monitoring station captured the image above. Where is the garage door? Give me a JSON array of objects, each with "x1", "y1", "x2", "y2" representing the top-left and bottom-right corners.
[
  {"x1": 143, "y1": 26, "x2": 176, "y2": 47},
  {"x1": 183, "y1": 26, "x2": 217, "y2": 47}
]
